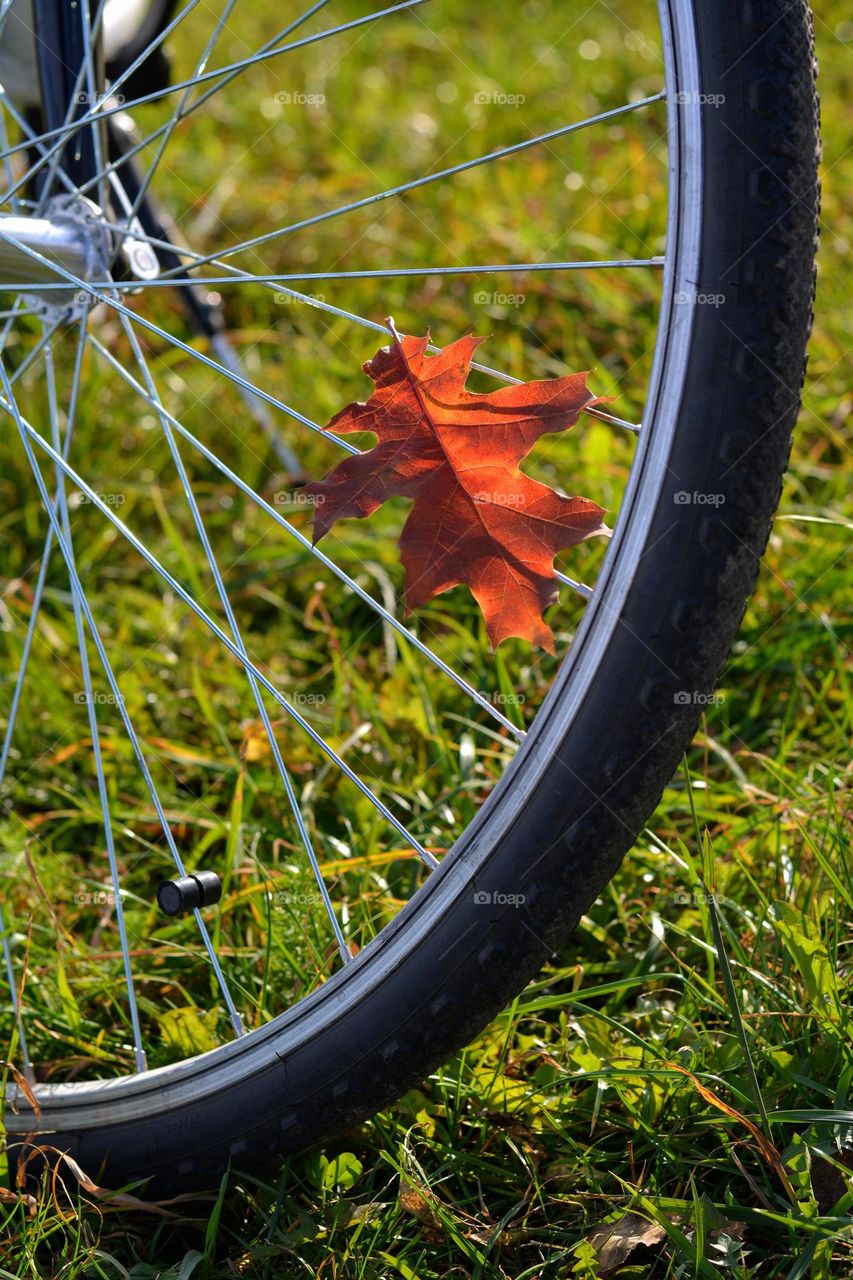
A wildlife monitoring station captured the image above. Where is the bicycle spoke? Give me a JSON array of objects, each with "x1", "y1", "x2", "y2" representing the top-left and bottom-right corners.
[
  {"x1": 0, "y1": 317, "x2": 86, "y2": 800},
  {"x1": 0, "y1": 316, "x2": 71, "y2": 743},
  {"x1": 21, "y1": 258, "x2": 665, "y2": 292},
  {"x1": 555, "y1": 570, "x2": 592, "y2": 600},
  {"x1": 582, "y1": 409, "x2": 641, "y2": 433},
  {"x1": 1, "y1": 60, "x2": 118, "y2": 213},
  {"x1": 78, "y1": 0, "x2": 108, "y2": 210},
  {"x1": 119, "y1": 312, "x2": 353, "y2": 966},
  {"x1": 2, "y1": 315, "x2": 64, "y2": 379}
]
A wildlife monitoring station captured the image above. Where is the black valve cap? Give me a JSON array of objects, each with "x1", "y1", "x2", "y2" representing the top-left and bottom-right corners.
[{"x1": 157, "y1": 871, "x2": 222, "y2": 917}]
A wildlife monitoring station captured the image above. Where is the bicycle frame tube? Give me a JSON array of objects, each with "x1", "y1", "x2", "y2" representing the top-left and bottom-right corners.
[{"x1": 31, "y1": 0, "x2": 106, "y2": 198}]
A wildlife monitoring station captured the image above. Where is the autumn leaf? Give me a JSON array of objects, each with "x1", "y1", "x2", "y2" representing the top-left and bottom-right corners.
[{"x1": 304, "y1": 322, "x2": 607, "y2": 651}]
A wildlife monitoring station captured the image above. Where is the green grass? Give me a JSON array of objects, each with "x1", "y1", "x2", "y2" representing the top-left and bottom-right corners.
[{"x1": 1, "y1": 0, "x2": 851, "y2": 1275}]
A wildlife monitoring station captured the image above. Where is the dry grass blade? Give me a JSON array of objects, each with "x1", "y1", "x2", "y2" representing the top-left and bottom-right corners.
[
  {"x1": 12, "y1": 1141, "x2": 210, "y2": 1223},
  {"x1": 0, "y1": 1060, "x2": 40, "y2": 1117},
  {"x1": 665, "y1": 1063, "x2": 795, "y2": 1199}
]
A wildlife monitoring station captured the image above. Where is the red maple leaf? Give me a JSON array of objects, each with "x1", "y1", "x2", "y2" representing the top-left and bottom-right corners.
[{"x1": 304, "y1": 324, "x2": 608, "y2": 651}]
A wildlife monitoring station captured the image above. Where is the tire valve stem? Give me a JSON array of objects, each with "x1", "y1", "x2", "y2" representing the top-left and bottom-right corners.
[{"x1": 157, "y1": 872, "x2": 222, "y2": 917}]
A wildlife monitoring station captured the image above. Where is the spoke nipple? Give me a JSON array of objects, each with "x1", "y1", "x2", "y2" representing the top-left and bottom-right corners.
[{"x1": 157, "y1": 871, "x2": 222, "y2": 916}]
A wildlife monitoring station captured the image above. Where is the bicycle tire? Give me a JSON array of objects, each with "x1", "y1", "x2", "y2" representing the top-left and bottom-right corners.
[{"x1": 6, "y1": 0, "x2": 820, "y2": 1191}]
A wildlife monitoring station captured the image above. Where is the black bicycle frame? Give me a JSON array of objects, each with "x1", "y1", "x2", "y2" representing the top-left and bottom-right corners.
[{"x1": 31, "y1": 0, "x2": 105, "y2": 199}]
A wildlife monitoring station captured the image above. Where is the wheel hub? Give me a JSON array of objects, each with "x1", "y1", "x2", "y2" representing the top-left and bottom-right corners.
[{"x1": 0, "y1": 193, "x2": 158, "y2": 320}]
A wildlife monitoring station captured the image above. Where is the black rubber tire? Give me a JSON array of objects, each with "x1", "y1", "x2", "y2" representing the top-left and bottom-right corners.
[{"x1": 9, "y1": 0, "x2": 819, "y2": 1191}]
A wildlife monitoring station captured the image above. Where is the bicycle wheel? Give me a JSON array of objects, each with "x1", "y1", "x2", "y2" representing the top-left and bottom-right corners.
[{"x1": 0, "y1": 0, "x2": 818, "y2": 1191}]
